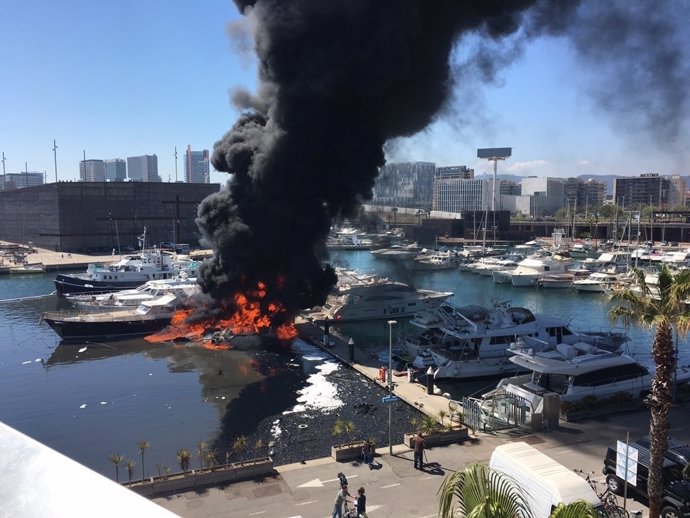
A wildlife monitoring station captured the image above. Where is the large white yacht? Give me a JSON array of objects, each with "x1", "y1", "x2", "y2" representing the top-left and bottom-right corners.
[
  {"x1": 492, "y1": 256, "x2": 571, "y2": 286},
  {"x1": 494, "y1": 337, "x2": 690, "y2": 403},
  {"x1": 402, "y1": 301, "x2": 625, "y2": 381},
  {"x1": 307, "y1": 269, "x2": 452, "y2": 322}
]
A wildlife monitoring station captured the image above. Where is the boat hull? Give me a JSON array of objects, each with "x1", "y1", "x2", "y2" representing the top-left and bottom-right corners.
[
  {"x1": 54, "y1": 274, "x2": 148, "y2": 296},
  {"x1": 43, "y1": 315, "x2": 172, "y2": 342}
]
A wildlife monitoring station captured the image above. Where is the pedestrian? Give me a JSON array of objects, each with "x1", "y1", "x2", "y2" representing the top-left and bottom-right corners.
[
  {"x1": 332, "y1": 483, "x2": 350, "y2": 518},
  {"x1": 354, "y1": 486, "x2": 368, "y2": 517},
  {"x1": 413, "y1": 431, "x2": 425, "y2": 470},
  {"x1": 361, "y1": 439, "x2": 372, "y2": 465}
]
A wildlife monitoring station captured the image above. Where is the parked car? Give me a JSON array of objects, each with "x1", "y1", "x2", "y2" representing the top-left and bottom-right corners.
[
  {"x1": 635, "y1": 436, "x2": 690, "y2": 469},
  {"x1": 603, "y1": 441, "x2": 690, "y2": 518}
]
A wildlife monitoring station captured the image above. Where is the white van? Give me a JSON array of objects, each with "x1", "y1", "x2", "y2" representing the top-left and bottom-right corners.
[{"x1": 489, "y1": 442, "x2": 604, "y2": 518}]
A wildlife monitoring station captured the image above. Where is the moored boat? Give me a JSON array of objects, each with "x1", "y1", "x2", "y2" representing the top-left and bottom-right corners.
[{"x1": 42, "y1": 293, "x2": 182, "y2": 342}]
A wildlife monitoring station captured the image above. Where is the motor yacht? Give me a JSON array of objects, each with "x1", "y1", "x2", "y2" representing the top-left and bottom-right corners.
[
  {"x1": 495, "y1": 338, "x2": 690, "y2": 403},
  {"x1": 306, "y1": 268, "x2": 453, "y2": 322},
  {"x1": 573, "y1": 270, "x2": 633, "y2": 293},
  {"x1": 403, "y1": 301, "x2": 626, "y2": 381},
  {"x1": 412, "y1": 250, "x2": 458, "y2": 271},
  {"x1": 42, "y1": 293, "x2": 183, "y2": 342},
  {"x1": 65, "y1": 276, "x2": 199, "y2": 310},
  {"x1": 492, "y1": 256, "x2": 572, "y2": 287}
]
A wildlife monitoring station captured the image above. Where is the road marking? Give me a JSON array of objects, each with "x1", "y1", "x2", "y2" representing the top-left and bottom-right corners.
[
  {"x1": 380, "y1": 483, "x2": 401, "y2": 489},
  {"x1": 420, "y1": 476, "x2": 435, "y2": 480},
  {"x1": 295, "y1": 500, "x2": 318, "y2": 506},
  {"x1": 297, "y1": 478, "x2": 323, "y2": 488},
  {"x1": 248, "y1": 511, "x2": 266, "y2": 516}
]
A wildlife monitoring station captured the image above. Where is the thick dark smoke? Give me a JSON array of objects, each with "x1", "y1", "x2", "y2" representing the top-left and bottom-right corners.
[{"x1": 194, "y1": 0, "x2": 689, "y2": 324}]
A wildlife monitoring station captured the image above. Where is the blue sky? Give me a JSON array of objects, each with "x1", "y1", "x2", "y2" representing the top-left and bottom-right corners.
[{"x1": 1, "y1": 1, "x2": 688, "y2": 184}]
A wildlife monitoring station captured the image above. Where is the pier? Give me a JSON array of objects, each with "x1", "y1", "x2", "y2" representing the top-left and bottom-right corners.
[{"x1": 295, "y1": 317, "x2": 459, "y2": 427}]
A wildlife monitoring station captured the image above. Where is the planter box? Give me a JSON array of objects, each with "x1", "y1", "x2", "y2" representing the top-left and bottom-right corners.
[
  {"x1": 124, "y1": 457, "x2": 274, "y2": 496},
  {"x1": 404, "y1": 428, "x2": 469, "y2": 449},
  {"x1": 331, "y1": 440, "x2": 375, "y2": 462}
]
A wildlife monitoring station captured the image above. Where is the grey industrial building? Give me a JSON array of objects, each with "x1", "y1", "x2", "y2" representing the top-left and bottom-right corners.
[{"x1": 0, "y1": 181, "x2": 220, "y2": 252}]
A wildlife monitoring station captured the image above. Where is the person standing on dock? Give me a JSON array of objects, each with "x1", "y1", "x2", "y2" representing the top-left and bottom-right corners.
[{"x1": 413, "y1": 432, "x2": 425, "y2": 470}]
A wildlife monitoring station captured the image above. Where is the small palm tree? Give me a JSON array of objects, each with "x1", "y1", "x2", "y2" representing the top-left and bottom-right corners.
[
  {"x1": 254, "y1": 439, "x2": 264, "y2": 457},
  {"x1": 109, "y1": 453, "x2": 124, "y2": 483},
  {"x1": 197, "y1": 440, "x2": 208, "y2": 470},
  {"x1": 176, "y1": 448, "x2": 191, "y2": 474},
  {"x1": 438, "y1": 463, "x2": 597, "y2": 518},
  {"x1": 232, "y1": 436, "x2": 249, "y2": 463},
  {"x1": 137, "y1": 440, "x2": 149, "y2": 482},
  {"x1": 609, "y1": 266, "x2": 690, "y2": 517},
  {"x1": 419, "y1": 414, "x2": 440, "y2": 435},
  {"x1": 204, "y1": 449, "x2": 218, "y2": 470},
  {"x1": 438, "y1": 409, "x2": 447, "y2": 427},
  {"x1": 332, "y1": 419, "x2": 356, "y2": 445},
  {"x1": 125, "y1": 459, "x2": 136, "y2": 483}
]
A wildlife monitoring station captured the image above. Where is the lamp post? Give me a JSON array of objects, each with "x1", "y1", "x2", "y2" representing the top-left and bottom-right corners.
[{"x1": 387, "y1": 319, "x2": 397, "y2": 455}]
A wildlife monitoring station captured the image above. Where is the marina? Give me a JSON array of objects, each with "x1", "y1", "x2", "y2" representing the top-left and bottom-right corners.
[{"x1": 1, "y1": 245, "x2": 690, "y2": 484}]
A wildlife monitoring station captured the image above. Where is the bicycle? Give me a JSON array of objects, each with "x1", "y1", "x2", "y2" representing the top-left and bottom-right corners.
[{"x1": 574, "y1": 469, "x2": 630, "y2": 518}]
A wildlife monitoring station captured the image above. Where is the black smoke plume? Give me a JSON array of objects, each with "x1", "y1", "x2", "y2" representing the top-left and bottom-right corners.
[{"x1": 193, "y1": 0, "x2": 689, "y2": 325}]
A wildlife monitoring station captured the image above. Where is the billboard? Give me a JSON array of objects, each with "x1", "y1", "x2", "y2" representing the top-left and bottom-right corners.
[{"x1": 477, "y1": 147, "x2": 512, "y2": 159}]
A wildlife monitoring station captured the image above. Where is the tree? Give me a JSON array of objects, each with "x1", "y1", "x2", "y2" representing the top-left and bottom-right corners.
[
  {"x1": 332, "y1": 419, "x2": 355, "y2": 444},
  {"x1": 232, "y1": 435, "x2": 249, "y2": 463},
  {"x1": 125, "y1": 459, "x2": 136, "y2": 483},
  {"x1": 136, "y1": 440, "x2": 149, "y2": 482},
  {"x1": 109, "y1": 453, "x2": 124, "y2": 483},
  {"x1": 197, "y1": 440, "x2": 208, "y2": 470},
  {"x1": 204, "y1": 449, "x2": 218, "y2": 470},
  {"x1": 438, "y1": 463, "x2": 597, "y2": 518},
  {"x1": 608, "y1": 266, "x2": 690, "y2": 518},
  {"x1": 176, "y1": 448, "x2": 191, "y2": 474}
]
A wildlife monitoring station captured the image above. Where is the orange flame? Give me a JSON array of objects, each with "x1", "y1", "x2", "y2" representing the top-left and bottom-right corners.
[{"x1": 146, "y1": 278, "x2": 298, "y2": 342}]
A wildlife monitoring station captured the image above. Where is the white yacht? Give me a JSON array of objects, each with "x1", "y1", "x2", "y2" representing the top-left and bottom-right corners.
[
  {"x1": 307, "y1": 269, "x2": 453, "y2": 322},
  {"x1": 493, "y1": 256, "x2": 571, "y2": 287},
  {"x1": 573, "y1": 270, "x2": 627, "y2": 293},
  {"x1": 66, "y1": 276, "x2": 199, "y2": 310},
  {"x1": 494, "y1": 338, "x2": 690, "y2": 403},
  {"x1": 406, "y1": 302, "x2": 625, "y2": 381},
  {"x1": 412, "y1": 250, "x2": 457, "y2": 270},
  {"x1": 369, "y1": 244, "x2": 421, "y2": 260}
]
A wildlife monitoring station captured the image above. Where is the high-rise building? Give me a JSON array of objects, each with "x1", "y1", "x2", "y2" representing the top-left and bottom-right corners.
[
  {"x1": 184, "y1": 146, "x2": 210, "y2": 183},
  {"x1": 80, "y1": 159, "x2": 106, "y2": 182},
  {"x1": 614, "y1": 173, "x2": 669, "y2": 209},
  {"x1": 519, "y1": 177, "x2": 565, "y2": 217},
  {"x1": 104, "y1": 159, "x2": 127, "y2": 182},
  {"x1": 668, "y1": 175, "x2": 687, "y2": 207},
  {"x1": 436, "y1": 165, "x2": 474, "y2": 179},
  {"x1": 433, "y1": 175, "x2": 490, "y2": 212},
  {"x1": 127, "y1": 155, "x2": 160, "y2": 182},
  {"x1": 373, "y1": 161, "x2": 436, "y2": 209},
  {"x1": 563, "y1": 178, "x2": 606, "y2": 212}
]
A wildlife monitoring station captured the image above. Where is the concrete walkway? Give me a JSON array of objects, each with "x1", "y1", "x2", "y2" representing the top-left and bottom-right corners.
[{"x1": 152, "y1": 403, "x2": 690, "y2": 517}]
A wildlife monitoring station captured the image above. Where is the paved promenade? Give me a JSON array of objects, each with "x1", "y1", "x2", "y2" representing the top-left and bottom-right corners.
[{"x1": 153, "y1": 404, "x2": 690, "y2": 517}]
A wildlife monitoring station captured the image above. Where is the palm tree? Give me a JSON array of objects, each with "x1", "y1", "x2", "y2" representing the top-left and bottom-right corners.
[
  {"x1": 125, "y1": 459, "x2": 136, "y2": 483},
  {"x1": 204, "y1": 449, "x2": 218, "y2": 470},
  {"x1": 176, "y1": 448, "x2": 191, "y2": 474},
  {"x1": 609, "y1": 266, "x2": 690, "y2": 518},
  {"x1": 232, "y1": 436, "x2": 249, "y2": 463},
  {"x1": 332, "y1": 419, "x2": 355, "y2": 445},
  {"x1": 136, "y1": 440, "x2": 149, "y2": 482},
  {"x1": 109, "y1": 453, "x2": 124, "y2": 483},
  {"x1": 197, "y1": 440, "x2": 208, "y2": 470},
  {"x1": 437, "y1": 463, "x2": 597, "y2": 518}
]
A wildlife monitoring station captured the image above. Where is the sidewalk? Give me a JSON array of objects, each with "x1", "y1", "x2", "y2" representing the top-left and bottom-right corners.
[{"x1": 153, "y1": 404, "x2": 690, "y2": 517}]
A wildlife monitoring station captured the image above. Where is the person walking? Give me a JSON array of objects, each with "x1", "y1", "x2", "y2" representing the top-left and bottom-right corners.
[
  {"x1": 361, "y1": 439, "x2": 372, "y2": 465},
  {"x1": 332, "y1": 483, "x2": 350, "y2": 518},
  {"x1": 413, "y1": 431, "x2": 425, "y2": 470}
]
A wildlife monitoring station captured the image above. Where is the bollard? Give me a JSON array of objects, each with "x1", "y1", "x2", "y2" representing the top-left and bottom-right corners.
[
  {"x1": 426, "y1": 366, "x2": 434, "y2": 395},
  {"x1": 348, "y1": 338, "x2": 354, "y2": 362}
]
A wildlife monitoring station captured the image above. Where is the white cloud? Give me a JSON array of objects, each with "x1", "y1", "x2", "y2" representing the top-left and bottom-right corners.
[{"x1": 506, "y1": 160, "x2": 550, "y2": 174}]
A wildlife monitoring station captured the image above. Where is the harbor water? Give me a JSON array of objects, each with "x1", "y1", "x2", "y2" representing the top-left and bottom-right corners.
[{"x1": 1, "y1": 250, "x2": 688, "y2": 479}]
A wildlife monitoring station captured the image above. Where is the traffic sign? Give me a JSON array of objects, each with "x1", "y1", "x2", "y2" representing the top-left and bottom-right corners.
[{"x1": 381, "y1": 395, "x2": 400, "y2": 404}]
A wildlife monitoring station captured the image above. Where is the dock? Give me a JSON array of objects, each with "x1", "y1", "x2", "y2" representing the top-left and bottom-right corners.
[{"x1": 295, "y1": 317, "x2": 458, "y2": 425}]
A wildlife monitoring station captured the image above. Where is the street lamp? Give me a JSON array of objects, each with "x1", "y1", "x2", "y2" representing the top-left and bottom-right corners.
[{"x1": 387, "y1": 319, "x2": 397, "y2": 455}]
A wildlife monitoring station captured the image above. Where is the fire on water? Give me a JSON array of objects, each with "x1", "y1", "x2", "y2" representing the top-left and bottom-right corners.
[{"x1": 146, "y1": 282, "x2": 298, "y2": 343}]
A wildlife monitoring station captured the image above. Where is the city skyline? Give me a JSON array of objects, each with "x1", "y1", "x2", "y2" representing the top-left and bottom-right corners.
[{"x1": 2, "y1": 1, "x2": 689, "y2": 184}]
